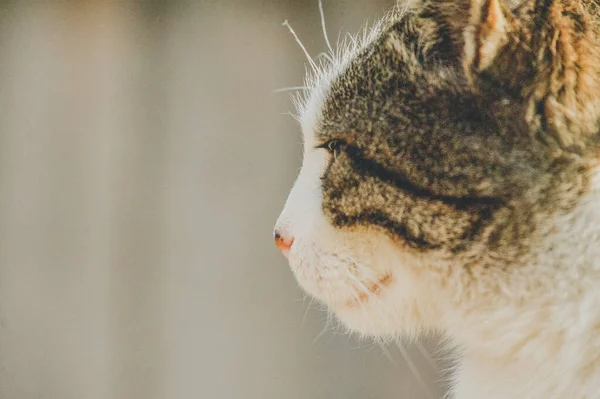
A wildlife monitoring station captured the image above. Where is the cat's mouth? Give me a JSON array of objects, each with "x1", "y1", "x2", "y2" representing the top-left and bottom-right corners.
[{"x1": 345, "y1": 273, "x2": 393, "y2": 308}]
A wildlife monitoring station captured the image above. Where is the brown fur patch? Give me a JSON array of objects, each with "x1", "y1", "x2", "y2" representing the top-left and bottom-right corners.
[{"x1": 312, "y1": 0, "x2": 595, "y2": 269}]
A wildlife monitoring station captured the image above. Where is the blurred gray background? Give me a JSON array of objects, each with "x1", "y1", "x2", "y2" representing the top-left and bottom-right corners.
[{"x1": 0, "y1": 1, "x2": 446, "y2": 398}]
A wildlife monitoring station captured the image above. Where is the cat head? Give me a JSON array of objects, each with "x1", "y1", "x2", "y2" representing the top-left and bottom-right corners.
[{"x1": 274, "y1": 0, "x2": 600, "y2": 338}]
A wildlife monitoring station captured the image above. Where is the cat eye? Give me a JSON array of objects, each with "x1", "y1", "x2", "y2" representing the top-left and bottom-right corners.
[{"x1": 320, "y1": 139, "x2": 346, "y2": 158}]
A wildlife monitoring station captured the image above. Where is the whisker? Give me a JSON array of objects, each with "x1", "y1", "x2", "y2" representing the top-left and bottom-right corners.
[
  {"x1": 334, "y1": 30, "x2": 343, "y2": 58},
  {"x1": 312, "y1": 279, "x2": 341, "y2": 347},
  {"x1": 282, "y1": 20, "x2": 318, "y2": 72},
  {"x1": 302, "y1": 295, "x2": 316, "y2": 326},
  {"x1": 345, "y1": 272, "x2": 375, "y2": 300},
  {"x1": 379, "y1": 342, "x2": 401, "y2": 369},
  {"x1": 318, "y1": 0, "x2": 334, "y2": 53},
  {"x1": 396, "y1": 340, "x2": 434, "y2": 399},
  {"x1": 341, "y1": 256, "x2": 398, "y2": 322},
  {"x1": 311, "y1": 318, "x2": 336, "y2": 348},
  {"x1": 346, "y1": 31, "x2": 358, "y2": 47},
  {"x1": 416, "y1": 340, "x2": 440, "y2": 373},
  {"x1": 315, "y1": 52, "x2": 334, "y2": 63},
  {"x1": 279, "y1": 110, "x2": 301, "y2": 123},
  {"x1": 345, "y1": 274, "x2": 379, "y2": 334},
  {"x1": 271, "y1": 86, "x2": 309, "y2": 94}
]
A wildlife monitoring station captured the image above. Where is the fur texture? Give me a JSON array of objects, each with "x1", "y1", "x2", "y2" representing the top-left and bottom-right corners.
[{"x1": 274, "y1": 0, "x2": 600, "y2": 397}]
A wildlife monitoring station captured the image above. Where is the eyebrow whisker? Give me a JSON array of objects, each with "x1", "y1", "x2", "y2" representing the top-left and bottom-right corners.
[
  {"x1": 282, "y1": 19, "x2": 318, "y2": 73},
  {"x1": 272, "y1": 86, "x2": 309, "y2": 94},
  {"x1": 318, "y1": 0, "x2": 334, "y2": 53}
]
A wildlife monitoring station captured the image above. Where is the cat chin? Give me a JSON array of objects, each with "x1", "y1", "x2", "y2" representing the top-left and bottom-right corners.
[
  {"x1": 316, "y1": 267, "x2": 428, "y2": 338},
  {"x1": 334, "y1": 309, "x2": 402, "y2": 338}
]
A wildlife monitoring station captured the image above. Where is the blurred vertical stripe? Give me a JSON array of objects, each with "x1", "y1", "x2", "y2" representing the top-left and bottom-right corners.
[{"x1": 0, "y1": 1, "x2": 443, "y2": 399}]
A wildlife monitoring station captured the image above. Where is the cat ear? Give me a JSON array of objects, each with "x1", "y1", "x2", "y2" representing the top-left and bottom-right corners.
[
  {"x1": 462, "y1": 0, "x2": 534, "y2": 97},
  {"x1": 463, "y1": 0, "x2": 510, "y2": 78},
  {"x1": 462, "y1": 0, "x2": 600, "y2": 153}
]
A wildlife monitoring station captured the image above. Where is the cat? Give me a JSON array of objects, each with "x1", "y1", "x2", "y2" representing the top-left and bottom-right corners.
[{"x1": 273, "y1": 0, "x2": 600, "y2": 397}]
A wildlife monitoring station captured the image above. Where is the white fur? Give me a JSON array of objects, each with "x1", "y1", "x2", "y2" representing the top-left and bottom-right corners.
[{"x1": 447, "y1": 171, "x2": 600, "y2": 399}]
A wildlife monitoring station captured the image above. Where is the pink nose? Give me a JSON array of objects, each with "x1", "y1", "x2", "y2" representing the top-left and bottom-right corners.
[{"x1": 274, "y1": 230, "x2": 294, "y2": 258}]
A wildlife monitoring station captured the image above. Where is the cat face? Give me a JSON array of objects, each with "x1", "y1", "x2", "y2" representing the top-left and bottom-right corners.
[{"x1": 274, "y1": 0, "x2": 599, "y2": 337}]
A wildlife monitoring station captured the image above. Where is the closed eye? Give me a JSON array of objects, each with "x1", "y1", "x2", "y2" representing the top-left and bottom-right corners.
[
  {"x1": 343, "y1": 145, "x2": 503, "y2": 209},
  {"x1": 316, "y1": 139, "x2": 347, "y2": 158}
]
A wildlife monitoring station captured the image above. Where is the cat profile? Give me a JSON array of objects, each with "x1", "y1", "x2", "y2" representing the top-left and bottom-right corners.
[{"x1": 274, "y1": 0, "x2": 600, "y2": 397}]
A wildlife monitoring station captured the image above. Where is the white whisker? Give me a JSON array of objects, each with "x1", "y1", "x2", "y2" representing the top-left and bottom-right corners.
[
  {"x1": 272, "y1": 86, "x2": 309, "y2": 94},
  {"x1": 311, "y1": 318, "x2": 336, "y2": 348},
  {"x1": 316, "y1": 52, "x2": 334, "y2": 63},
  {"x1": 416, "y1": 340, "x2": 440, "y2": 373},
  {"x1": 396, "y1": 340, "x2": 434, "y2": 399},
  {"x1": 279, "y1": 110, "x2": 301, "y2": 123},
  {"x1": 345, "y1": 274, "x2": 379, "y2": 334},
  {"x1": 312, "y1": 280, "x2": 340, "y2": 347},
  {"x1": 379, "y1": 342, "x2": 401, "y2": 369},
  {"x1": 282, "y1": 20, "x2": 318, "y2": 72},
  {"x1": 302, "y1": 295, "x2": 316, "y2": 326},
  {"x1": 346, "y1": 31, "x2": 358, "y2": 47},
  {"x1": 345, "y1": 272, "x2": 370, "y2": 294},
  {"x1": 351, "y1": 339, "x2": 378, "y2": 351},
  {"x1": 341, "y1": 255, "x2": 399, "y2": 327},
  {"x1": 318, "y1": 0, "x2": 333, "y2": 53},
  {"x1": 335, "y1": 30, "x2": 342, "y2": 54}
]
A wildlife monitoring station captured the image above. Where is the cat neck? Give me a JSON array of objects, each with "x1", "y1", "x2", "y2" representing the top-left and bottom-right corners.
[{"x1": 446, "y1": 166, "x2": 600, "y2": 399}]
